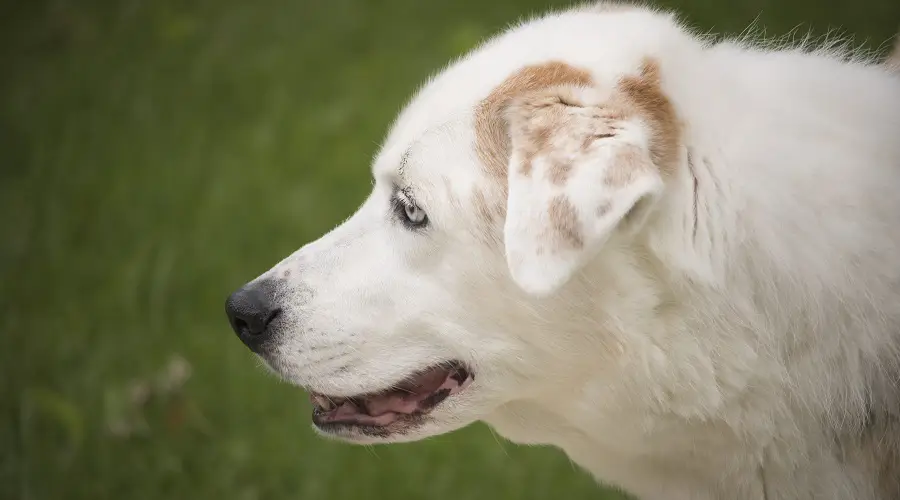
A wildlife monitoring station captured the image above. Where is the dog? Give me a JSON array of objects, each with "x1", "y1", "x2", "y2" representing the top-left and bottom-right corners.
[{"x1": 225, "y1": 3, "x2": 900, "y2": 499}]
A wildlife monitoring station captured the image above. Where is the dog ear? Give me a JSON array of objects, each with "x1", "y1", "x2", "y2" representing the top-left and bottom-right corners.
[{"x1": 502, "y1": 85, "x2": 667, "y2": 296}]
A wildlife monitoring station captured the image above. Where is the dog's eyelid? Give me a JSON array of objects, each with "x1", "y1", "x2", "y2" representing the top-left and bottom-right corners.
[
  {"x1": 390, "y1": 183, "x2": 430, "y2": 230},
  {"x1": 393, "y1": 184, "x2": 420, "y2": 207}
]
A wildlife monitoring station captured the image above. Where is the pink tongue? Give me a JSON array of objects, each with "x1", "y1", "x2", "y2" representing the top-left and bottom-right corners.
[
  {"x1": 317, "y1": 366, "x2": 472, "y2": 426},
  {"x1": 364, "y1": 392, "x2": 423, "y2": 416},
  {"x1": 365, "y1": 369, "x2": 464, "y2": 416},
  {"x1": 330, "y1": 401, "x2": 399, "y2": 426}
]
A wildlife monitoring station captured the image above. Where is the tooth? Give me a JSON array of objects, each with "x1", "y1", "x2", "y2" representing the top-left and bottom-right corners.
[{"x1": 311, "y1": 394, "x2": 335, "y2": 411}]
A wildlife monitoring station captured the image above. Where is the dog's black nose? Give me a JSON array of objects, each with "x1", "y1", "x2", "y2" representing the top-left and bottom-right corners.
[{"x1": 225, "y1": 280, "x2": 281, "y2": 352}]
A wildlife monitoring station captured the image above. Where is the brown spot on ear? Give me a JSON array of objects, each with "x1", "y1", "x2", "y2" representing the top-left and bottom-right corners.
[
  {"x1": 474, "y1": 62, "x2": 593, "y2": 187},
  {"x1": 548, "y1": 160, "x2": 573, "y2": 185},
  {"x1": 604, "y1": 145, "x2": 650, "y2": 187},
  {"x1": 596, "y1": 201, "x2": 612, "y2": 218},
  {"x1": 518, "y1": 125, "x2": 555, "y2": 177},
  {"x1": 615, "y1": 58, "x2": 681, "y2": 175},
  {"x1": 509, "y1": 92, "x2": 577, "y2": 184},
  {"x1": 548, "y1": 195, "x2": 583, "y2": 249},
  {"x1": 505, "y1": 59, "x2": 679, "y2": 194}
]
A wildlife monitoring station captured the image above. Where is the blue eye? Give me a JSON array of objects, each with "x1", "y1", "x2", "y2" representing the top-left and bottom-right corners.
[
  {"x1": 404, "y1": 202, "x2": 426, "y2": 225},
  {"x1": 393, "y1": 191, "x2": 428, "y2": 229}
]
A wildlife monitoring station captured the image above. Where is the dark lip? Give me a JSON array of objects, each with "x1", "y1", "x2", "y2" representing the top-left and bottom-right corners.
[
  {"x1": 308, "y1": 361, "x2": 474, "y2": 434},
  {"x1": 312, "y1": 410, "x2": 423, "y2": 438}
]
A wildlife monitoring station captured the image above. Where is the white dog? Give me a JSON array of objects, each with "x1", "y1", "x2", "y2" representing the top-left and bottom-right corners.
[{"x1": 225, "y1": 3, "x2": 900, "y2": 499}]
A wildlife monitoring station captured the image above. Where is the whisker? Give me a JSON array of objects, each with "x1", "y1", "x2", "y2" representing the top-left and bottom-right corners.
[
  {"x1": 363, "y1": 444, "x2": 381, "y2": 459},
  {"x1": 488, "y1": 426, "x2": 511, "y2": 458}
]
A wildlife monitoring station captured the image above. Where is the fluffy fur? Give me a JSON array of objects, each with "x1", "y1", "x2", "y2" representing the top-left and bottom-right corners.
[
  {"x1": 241, "y1": 3, "x2": 900, "y2": 499},
  {"x1": 887, "y1": 35, "x2": 900, "y2": 70}
]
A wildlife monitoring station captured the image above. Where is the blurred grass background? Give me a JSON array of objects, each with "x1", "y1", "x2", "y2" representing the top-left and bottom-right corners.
[{"x1": 2, "y1": 0, "x2": 898, "y2": 499}]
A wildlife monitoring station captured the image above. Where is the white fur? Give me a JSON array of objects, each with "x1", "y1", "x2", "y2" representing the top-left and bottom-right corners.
[{"x1": 248, "y1": 4, "x2": 900, "y2": 499}]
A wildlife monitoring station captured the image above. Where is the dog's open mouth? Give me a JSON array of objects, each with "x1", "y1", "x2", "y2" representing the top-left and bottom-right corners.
[{"x1": 310, "y1": 362, "x2": 473, "y2": 430}]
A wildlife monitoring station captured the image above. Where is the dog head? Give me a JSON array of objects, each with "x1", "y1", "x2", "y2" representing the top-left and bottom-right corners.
[{"x1": 225, "y1": 5, "x2": 685, "y2": 444}]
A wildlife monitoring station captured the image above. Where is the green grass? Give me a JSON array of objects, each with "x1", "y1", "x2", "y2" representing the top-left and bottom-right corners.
[{"x1": 2, "y1": 0, "x2": 898, "y2": 499}]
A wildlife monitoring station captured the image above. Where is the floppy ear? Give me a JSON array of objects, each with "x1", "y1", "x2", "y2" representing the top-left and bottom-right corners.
[{"x1": 502, "y1": 86, "x2": 666, "y2": 296}]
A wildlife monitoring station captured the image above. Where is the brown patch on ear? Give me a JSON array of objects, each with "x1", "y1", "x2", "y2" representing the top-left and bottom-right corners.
[
  {"x1": 548, "y1": 195, "x2": 583, "y2": 249},
  {"x1": 507, "y1": 90, "x2": 576, "y2": 184},
  {"x1": 517, "y1": 124, "x2": 555, "y2": 178},
  {"x1": 548, "y1": 160, "x2": 573, "y2": 185},
  {"x1": 604, "y1": 145, "x2": 651, "y2": 187},
  {"x1": 506, "y1": 58, "x2": 679, "y2": 192},
  {"x1": 507, "y1": 85, "x2": 624, "y2": 187},
  {"x1": 474, "y1": 62, "x2": 593, "y2": 186},
  {"x1": 596, "y1": 201, "x2": 612, "y2": 218},
  {"x1": 616, "y1": 58, "x2": 681, "y2": 175}
]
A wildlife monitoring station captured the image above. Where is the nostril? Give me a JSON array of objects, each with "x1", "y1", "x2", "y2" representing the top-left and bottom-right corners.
[
  {"x1": 232, "y1": 317, "x2": 251, "y2": 336},
  {"x1": 225, "y1": 281, "x2": 280, "y2": 350},
  {"x1": 264, "y1": 308, "x2": 282, "y2": 329},
  {"x1": 228, "y1": 308, "x2": 279, "y2": 339}
]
